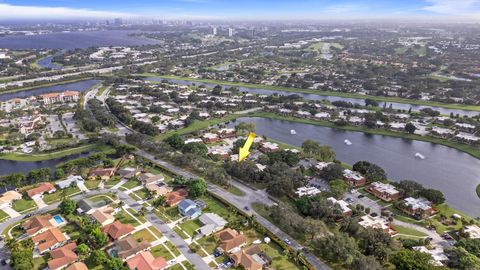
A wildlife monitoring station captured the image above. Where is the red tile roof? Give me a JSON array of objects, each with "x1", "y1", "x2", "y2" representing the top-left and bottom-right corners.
[
  {"x1": 26, "y1": 182, "x2": 56, "y2": 198},
  {"x1": 126, "y1": 251, "x2": 167, "y2": 270},
  {"x1": 48, "y1": 242, "x2": 78, "y2": 270}
]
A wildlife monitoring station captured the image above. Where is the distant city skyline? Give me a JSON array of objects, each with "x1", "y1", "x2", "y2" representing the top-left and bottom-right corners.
[{"x1": 0, "y1": 0, "x2": 479, "y2": 20}]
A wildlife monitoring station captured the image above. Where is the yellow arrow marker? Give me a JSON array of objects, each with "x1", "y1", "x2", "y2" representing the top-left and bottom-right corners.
[{"x1": 238, "y1": 132, "x2": 256, "y2": 162}]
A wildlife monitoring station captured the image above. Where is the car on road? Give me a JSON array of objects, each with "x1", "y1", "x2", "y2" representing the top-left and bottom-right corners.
[
  {"x1": 284, "y1": 239, "x2": 292, "y2": 245},
  {"x1": 357, "y1": 194, "x2": 365, "y2": 198},
  {"x1": 244, "y1": 206, "x2": 250, "y2": 211},
  {"x1": 345, "y1": 198, "x2": 354, "y2": 203}
]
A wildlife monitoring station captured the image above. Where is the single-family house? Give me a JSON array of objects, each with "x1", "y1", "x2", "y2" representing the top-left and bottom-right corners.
[
  {"x1": 145, "y1": 182, "x2": 172, "y2": 198},
  {"x1": 196, "y1": 213, "x2": 227, "y2": 239},
  {"x1": 66, "y1": 262, "x2": 88, "y2": 270},
  {"x1": 126, "y1": 251, "x2": 167, "y2": 270},
  {"x1": 217, "y1": 128, "x2": 236, "y2": 138},
  {"x1": 215, "y1": 228, "x2": 247, "y2": 253},
  {"x1": 118, "y1": 167, "x2": 140, "y2": 179},
  {"x1": 27, "y1": 182, "x2": 56, "y2": 200},
  {"x1": 88, "y1": 168, "x2": 116, "y2": 180},
  {"x1": 115, "y1": 235, "x2": 151, "y2": 260},
  {"x1": 165, "y1": 189, "x2": 188, "y2": 207},
  {"x1": 0, "y1": 191, "x2": 22, "y2": 209},
  {"x1": 47, "y1": 242, "x2": 78, "y2": 270},
  {"x1": 178, "y1": 199, "x2": 201, "y2": 219},
  {"x1": 202, "y1": 133, "x2": 221, "y2": 144},
  {"x1": 138, "y1": 173, "x2": 165, "y2": 185},
  {"x1": 22, "y1": 214, "x2": 54, "y2": 236},
  {"x1": 91, "y1": 206, "x2": 116, "y2": 226},
  {"x1": 103, "y1": 220, "x2": 135, "y2": 241},
  {"x1": 230, "y1": 245, "x2": 271, "y2": 270},
  {"x1": 56, "y1": 175, "x2": 84, "y2": 189},
  {"x1": 32, "y1": 227, "x2": 68, "y2": 254}
]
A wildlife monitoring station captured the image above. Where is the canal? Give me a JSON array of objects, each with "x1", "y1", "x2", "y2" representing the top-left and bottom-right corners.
[
  {"x1": 227, "y1": 117, "x2": 480, "y2": 217},
  {"x1": 147, "y1": 77, "x2": 480, "y2": 117}
]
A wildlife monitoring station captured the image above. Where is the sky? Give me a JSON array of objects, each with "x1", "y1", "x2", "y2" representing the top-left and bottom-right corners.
[{"x1": 0, "y1": 0, "x2": 479, "y2": 20}]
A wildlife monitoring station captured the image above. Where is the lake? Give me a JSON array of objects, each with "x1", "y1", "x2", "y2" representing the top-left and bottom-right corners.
[
  {"x1": 0, "y1": 30, "x2": 160, "y2": 49},
  {"x1": 0, "y1": 152, "x2": 91, "y2": 176},
  {"x1": 148, "y1": 77, "x2": 480, "y2": 117},
  {"x1": 0, "y1": 79, "x2": 99, "y2": 101},
  {"x1": 227, "y1": 117, "x2": 480, "y2": 217}
]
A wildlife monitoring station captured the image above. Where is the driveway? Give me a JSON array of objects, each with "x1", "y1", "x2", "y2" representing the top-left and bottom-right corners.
[
  {"x1": 33, "y1": 197, "x2": 47, "y2": 209},
  {"x1": 1, "y1": 207, "x2": 20, "y2": 218}
]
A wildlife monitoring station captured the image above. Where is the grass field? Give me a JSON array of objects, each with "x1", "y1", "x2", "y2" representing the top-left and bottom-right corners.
[
  {"x1": 132, "y1": 228, "x2": 157, "y2": 243},
  {"x1": 115, "y1": 209, "x2": 141, "y2": 226},
  {"x1": 121, "y1": 179, "x2": 142, "y2": 190},
  {"x1": 151, "y1": 244, "x2": 175, "y2": 260},
  {"x1": 142, "y1": 74, "x2": 480, "y2": 112},
  {"x1": 392, "y1": 225, "x2": 428, "y2": 237},
  {"x1": 178, "y1": 219, "x2": 202, "y2": 236},
  {"x1": 12, "y1": 198, "x2": 37, "y2": 213}
]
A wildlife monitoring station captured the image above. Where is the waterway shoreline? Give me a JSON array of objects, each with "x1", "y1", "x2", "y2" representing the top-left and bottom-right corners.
[
  {"x1": 142, "y1": 73, "x2": 480, "y2": 112},
  {"x1": 0, "y1": 144, "x2": 112, "y2": 162},
  {"x1": 0, "y1": 77, "x2": 93, "y2": 96}
]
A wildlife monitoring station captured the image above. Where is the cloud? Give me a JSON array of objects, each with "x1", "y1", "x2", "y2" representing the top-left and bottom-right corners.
[
  {"x1": 422, "y1": 0, "x2": 480, "y2": 14},
  {"x1": 0, "y1": 3, "x2": 132, "y2": 20}
]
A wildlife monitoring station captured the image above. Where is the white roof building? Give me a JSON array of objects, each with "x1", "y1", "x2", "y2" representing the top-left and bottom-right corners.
[
  {"x1": 295, "y1": 186, "x2": 321, "y2": 197},
  {"x1": 327, "y1": 197, "x2": 352, "y2": 214},
  {"x1": 464, "y1": 225, "x2": 480, "y2": 239}
]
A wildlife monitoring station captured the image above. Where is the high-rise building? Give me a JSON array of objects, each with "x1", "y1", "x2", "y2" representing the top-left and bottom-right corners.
[
  {"x1": 114, "y1": 18, "x2": 123, "y2": 26},
  {"x1": 228, "y1": 27, "x2": 233, "y2": 37},
  {"x1": 212, "y1": 27, "x2": 217, "y2": 36}
]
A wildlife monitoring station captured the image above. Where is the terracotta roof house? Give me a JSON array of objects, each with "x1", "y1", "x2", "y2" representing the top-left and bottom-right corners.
[
  {"x1": 26, "y1": 182, "x2": 56, "y2": 199},
  {"x1": 115, "y1": 235, "x2": 151, "y2": 260},
  {"x1": 165, "y1": 189, "x2": 188, "y2": 207},
  {"x1": 91, "y1": 207, "x2": 116, "y2": 226},
  {"x1": 215, "y1": 228, "x2": 247, "y2": 253},
  {"x1": 22, "y1": 214, "x2": 54, "y2": 236},
  {"x1": 230, "y1": 245, "x2": 270, "y2": 270},
  {"x1": 103, "y1": 220, "x2": 135, "y2": 241},
  {"x1": 48, "y1": 242, "x2": 78, "y2": 270},
  {"x1": 88, "y1": 168, "x2": 116, "y2": 180},
  {"x1": 126, "y1": 251, "x2": 167, "y2": 270},
  {"x1": 0, "y1": 190, "x2": 22, "y2": 209},
  {"x1": 65, "y1": 262, "x2": 88, "y2": 270},
  {"x1": 32, "y1": 227, "x2": 68, "y2": 254}
]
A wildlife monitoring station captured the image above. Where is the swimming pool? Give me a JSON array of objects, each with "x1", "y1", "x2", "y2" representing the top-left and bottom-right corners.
[{"x1": 53, "y1": 215, "x2": 64, "y2": 224}]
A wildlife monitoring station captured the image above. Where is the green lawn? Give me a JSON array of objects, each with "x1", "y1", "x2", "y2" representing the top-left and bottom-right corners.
[
  {"x1": 133, "y1": 188, "x2": 150, "y2": 199},
  {"x1": 115, "y1": 210, "x2": 140, "y2": 226},
  {"x1": 164, "y1": 241, "x2": 181, "y2": 256},
  {"x1": 121, "y1": 179, "x2": 142, "y2": 190},
  {"x1": 43, "y1": 186, "x2": 81, "y2": 204},
  {"x1": 32, "y1": 256, "x2": 48, "y2": 270},
  {"x1": 196, "y1": 235, "x2": 217, "y2": 254},
  {"x1": 174, "y1": 226, "x2": 190, "y2": 239},
  {"x1": 127, "y1": 208, "x2": 146, "y2": 223},
  {"x1": 392, "y1": 225, "x2": 428, "y2": 237},
  {"x1": 179, "y1": 219, "x2": 202, "y2": 236},
  {"x1": 61, "y1": 223, "x2": 81, "y2": 240},
  {"x1": 148, "y1": 226, "x2": 163, "y2": 238},
  {"x1": 0, "y1": 209, "x2": 9, "y2": 221},
  {"x1": 429, "y1": 204, "x2": 473, "y2": 234},
  {"x1": 164, "y1": 206, "x2": 181, "y2": 220},
  {"x1": 104, "y1": 176, "x2": 122, "y2": 187},
  {"x1": 132, "y1": 228, "x2": 158, "y2": 243},
  {"x1": 150, "y1": 244, "x2": 175, "y2": 260},
  {"x1": 85, "y1": 180, "x2": 101, "y2": 189},
  {"x1": 12, "y1": 199, "x2": 36, "y2": 213}
]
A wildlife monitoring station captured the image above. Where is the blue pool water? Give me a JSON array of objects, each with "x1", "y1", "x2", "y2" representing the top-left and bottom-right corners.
[{"x1": 53, "y1": 215, "x2": 64, "y2": 224}]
